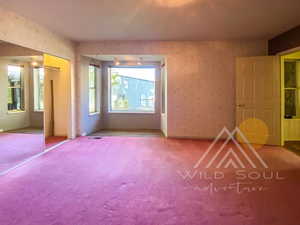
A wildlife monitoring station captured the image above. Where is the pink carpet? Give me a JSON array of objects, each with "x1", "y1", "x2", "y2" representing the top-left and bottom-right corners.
[
  {"x1": 0, "y1": 136, "x2": 299, "y2": 225},
  {"x1": 0, "y1": 133, "x2": 44, "y2": 172}
]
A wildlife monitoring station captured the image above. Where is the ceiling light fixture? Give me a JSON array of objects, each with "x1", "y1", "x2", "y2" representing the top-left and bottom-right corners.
[{"x1": 31, "y1": 61, "x2": 38, "y2": 67}]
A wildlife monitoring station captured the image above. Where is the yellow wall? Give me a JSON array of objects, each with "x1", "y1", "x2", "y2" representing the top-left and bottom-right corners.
[
  {"x1": 44, "y1": 54, "x2": 71, "y2": 137},
  {"x1": 282, "y1": 51, "x2": 300, "y2": 59}
]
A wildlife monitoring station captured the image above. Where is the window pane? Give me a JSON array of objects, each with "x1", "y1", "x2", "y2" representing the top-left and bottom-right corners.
[
  {"x1": 89, "y1": 66, "x2": 96, "y2": 88},
  {"x1": 284, "y1": 62, "x2": 297, "y2": 88},
  {"x1": 88, "y1": 65, "x2": 98, "y2": 113},
  {"x1": 89, "y1": 88, "x2": 96, "y2": 113},
  {"x1": 8, "y1": 65, "x2": 21, "y2": 87},
  {"x1": 110, "y1": 67, "x2": 155, "y2": 112},
  {"x1": 8, "y1": 88, "x2": 24, "y2": 111},
  {"x1": 8, "y1": 65, "x2": 24, "y2": 111},
  {"x1": 39, "y1": 69, "x2": 44, "y2": 110},
  {"x1": 285, "y1": 89, "x2": 296, "y2": 117},
  {"x1": 34, "y1": 68, "x2": 44, "y2": 111}
]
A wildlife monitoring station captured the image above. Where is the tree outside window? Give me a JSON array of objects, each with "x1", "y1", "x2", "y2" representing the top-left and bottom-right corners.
[{"x1": 8, "y1": 65, "x2": 24, "y2": 112}]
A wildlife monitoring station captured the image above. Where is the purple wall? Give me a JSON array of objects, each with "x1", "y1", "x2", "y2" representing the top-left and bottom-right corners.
[{"x1": 269, "y1": 25, "x2": 300, "y2": 55}]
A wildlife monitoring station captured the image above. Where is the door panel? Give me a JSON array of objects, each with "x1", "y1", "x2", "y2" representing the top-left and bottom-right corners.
[{"x1": 236, "y1": 56, "x2": 281, "y2": 145}]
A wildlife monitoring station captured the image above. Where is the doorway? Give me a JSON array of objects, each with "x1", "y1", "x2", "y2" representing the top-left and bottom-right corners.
[
  {"x1": 44, "y1": 66, "x2": 58, "y2": 138},
  {"x1": 281, "y1": 50, "x2": 300, "y2": 155},
  {"x1": 43, "y1": 54, "x2": 71, "y2": 148}
]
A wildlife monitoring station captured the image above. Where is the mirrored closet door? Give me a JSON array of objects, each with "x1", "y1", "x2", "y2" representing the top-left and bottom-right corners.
[{"x1": 0, "y1": 41, "x2": 44, "y2": 173}]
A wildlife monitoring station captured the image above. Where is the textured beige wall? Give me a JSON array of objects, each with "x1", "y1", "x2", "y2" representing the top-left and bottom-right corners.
[
  {"x1": 77, "y1": 40, "x2": 268, "y2": 138},
  {"x1": 0, "y1": 7, "x2": 76, "y2": 138}
]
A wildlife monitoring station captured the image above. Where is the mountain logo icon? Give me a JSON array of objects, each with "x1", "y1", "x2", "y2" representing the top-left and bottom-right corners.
[{"x1": 194, "y1": 127, "x2": 268, "y2": 169}]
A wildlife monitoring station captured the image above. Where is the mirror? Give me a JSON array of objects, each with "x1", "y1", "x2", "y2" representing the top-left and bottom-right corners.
[
  {"x1": 0, "y1": 41, "x2": 44, "y2": 173},
  {"x1": 0, "y1": 42, "x2": 70, "y2": 174}
]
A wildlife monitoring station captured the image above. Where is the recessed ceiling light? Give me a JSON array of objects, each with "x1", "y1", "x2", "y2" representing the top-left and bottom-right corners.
[{"x1": 31, "y1": 61, "x2": 38, "y2": 67}]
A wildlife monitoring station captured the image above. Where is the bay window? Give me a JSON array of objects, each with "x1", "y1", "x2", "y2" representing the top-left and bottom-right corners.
[{"x1": 109, "y1": 67, "x2": 155, "y2": 113}]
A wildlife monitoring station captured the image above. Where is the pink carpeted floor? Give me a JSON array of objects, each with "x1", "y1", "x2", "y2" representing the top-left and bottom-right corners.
[
  {"x1": 0, "y1": 133, "x2": 44, "y2": 172},
  {"x1": 0, "y1": 136, "x2": 299, "y2": 225}
]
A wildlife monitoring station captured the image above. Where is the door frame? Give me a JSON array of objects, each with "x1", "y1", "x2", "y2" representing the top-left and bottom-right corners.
[{"x1": 277, "y1": 46, "x2": 300, "y2": 146}]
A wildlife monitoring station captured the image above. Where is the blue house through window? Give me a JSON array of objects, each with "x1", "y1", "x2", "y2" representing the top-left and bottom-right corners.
[{"x1": 110, "y1": 67, "x2": 155, "y2": 112}]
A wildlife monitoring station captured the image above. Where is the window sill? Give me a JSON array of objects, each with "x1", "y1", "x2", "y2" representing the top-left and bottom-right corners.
[
  {"x1": 33, "y1": 110, "x2": 44, "y2": 113},
  {"x1": 89, "y1": 112, "x2": 100, "y2": 116},
  {"x1": 284, "y1": 117, "x2": 300, "y2": 120},
  {"x1": 108, "y1": 111, "x2": 155, "y2": 114},
  {"x1": 7, "y1": 110, "x2": 26, "y2": 114}
]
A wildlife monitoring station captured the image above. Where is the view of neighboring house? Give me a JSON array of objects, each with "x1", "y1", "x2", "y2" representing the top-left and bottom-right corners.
[{"x1": 111, "y1": 72, "x2": 155, "y2": 112}]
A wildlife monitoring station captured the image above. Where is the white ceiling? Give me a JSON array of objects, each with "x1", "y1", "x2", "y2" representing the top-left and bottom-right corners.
[
  {"x1": 0, "y1": 0, "x2": 300, "y2": 41},
  {"x1": 86, "y1": 55, "x2": 164, "y2": 62}
]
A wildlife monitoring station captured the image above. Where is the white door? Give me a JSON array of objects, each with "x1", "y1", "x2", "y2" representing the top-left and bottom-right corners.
[{"x1": 236, "y1": 56, "x2": 281, "y2": 146}]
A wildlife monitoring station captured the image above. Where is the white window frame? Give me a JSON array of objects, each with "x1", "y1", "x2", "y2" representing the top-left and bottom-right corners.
[
  {"x1": 108, "y1": 66, "x2": 156, "y2": 114},
  {"x1": 33, "y1": 67, "x2": 44, "y2": 112},
  {"x1": 88, "y1": 64, "x2": 101, "y2": 115}
]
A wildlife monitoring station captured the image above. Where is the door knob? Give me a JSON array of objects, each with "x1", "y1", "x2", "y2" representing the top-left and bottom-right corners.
[{"x1": 237, "y1": 104, "x2": 245, "y2": 107}]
